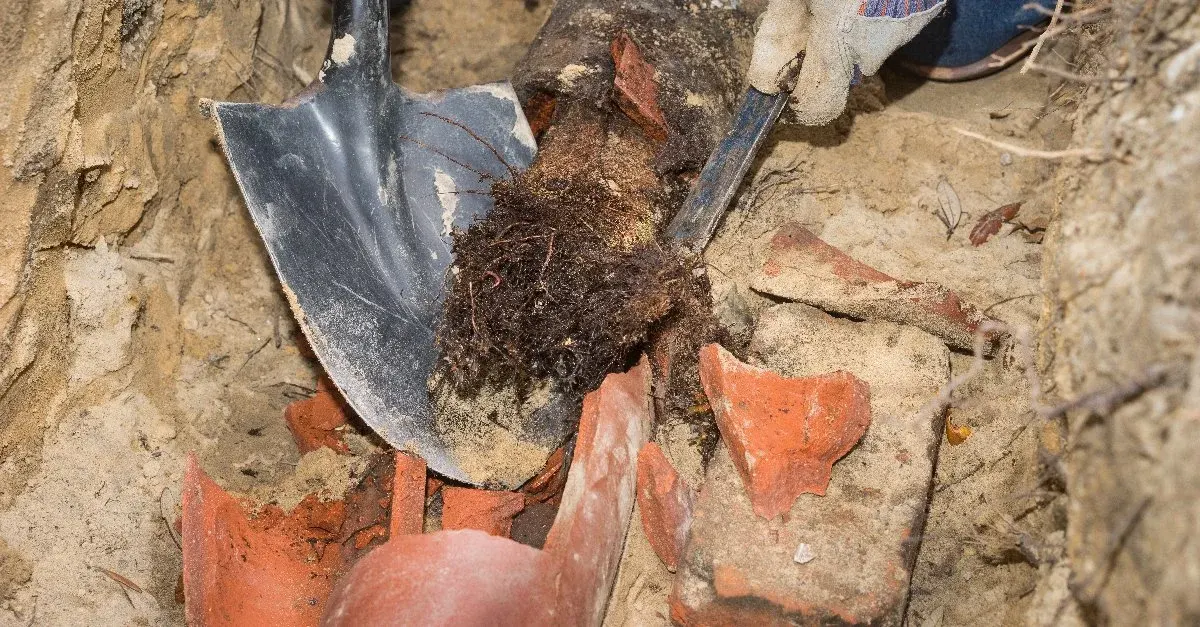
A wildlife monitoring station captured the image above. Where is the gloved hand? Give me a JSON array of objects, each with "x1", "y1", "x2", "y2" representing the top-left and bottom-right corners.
[{"x1": 747, "y1": 0, "x2": 946, "y2": 125}]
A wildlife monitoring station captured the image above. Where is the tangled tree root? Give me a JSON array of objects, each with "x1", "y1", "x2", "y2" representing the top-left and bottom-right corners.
[{"x1": 437, "y1": 119, "x2": 697, "y2": 398}]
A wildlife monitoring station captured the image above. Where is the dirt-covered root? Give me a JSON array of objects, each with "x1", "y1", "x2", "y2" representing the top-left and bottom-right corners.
[{"x1": 436, "y1": 114, "x2": 694, "y2": 397}]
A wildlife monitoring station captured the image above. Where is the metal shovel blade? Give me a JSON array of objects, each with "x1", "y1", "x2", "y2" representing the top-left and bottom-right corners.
[{"x1": 209, "y1": 0, "x2": 537, "y2": 483}]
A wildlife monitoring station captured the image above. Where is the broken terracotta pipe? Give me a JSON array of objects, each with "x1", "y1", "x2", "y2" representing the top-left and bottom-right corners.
[
  {"x1": 182, "y1": 448, "x2": 422, "y2": 626},
  {"x1": 674, "y1": 308, "x2": 951, "y2": 625},
  {"x1": 636, "y1": 442, "x2": 695, "y2": 571},
  {"x1": 610, "y1": 32, "x2": 669, "y2": 142},
  {"x1": 283, "y1": 376, "x2": 352, "y2": 454},
  {"x1": 521, "y1": 445, "x2": 571, "y2": 505},
  {"x1": 754, "y1": 223, "x2": 1000, "y2": 351},
  {"x1": 441, "y1": 487, "x2": 526, "y2": 537},
  {"x1": 321, "y1": 359, "x2": 653, "y2": 626},
  {"x1": 699, "y1": 344, "x2": 872, "y2": 519},
  {"x1": 182, "y1": 455, "x2": 347, "y2": 625},
  {"x1": 390, "y1": 452, "x2": 426, "y2": 537}
]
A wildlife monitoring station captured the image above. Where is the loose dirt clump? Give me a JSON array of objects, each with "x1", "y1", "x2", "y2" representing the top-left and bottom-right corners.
[
  {"x1": 438, "y1": 117, "x2": 694, "y2": 398},
  {"x1": 0, "y1": 539, "x2": 31, "y2": 602}
]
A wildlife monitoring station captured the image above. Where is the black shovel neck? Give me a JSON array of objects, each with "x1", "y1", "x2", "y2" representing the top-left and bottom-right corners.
[{"x1": 323, "y1": 0, "x2": 392, "y2": 86}]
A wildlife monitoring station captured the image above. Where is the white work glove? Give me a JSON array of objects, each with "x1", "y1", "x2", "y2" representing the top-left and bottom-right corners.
[{"x1": 748, "y1": 0, "x2": 946, "y2": 125}]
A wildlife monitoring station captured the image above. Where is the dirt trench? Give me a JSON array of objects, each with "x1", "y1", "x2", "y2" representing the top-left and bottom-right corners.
[
  {"x1": 0, "y1": 0, "x2": 552, "y2": 623},
  {"x1": 1, "y1": 0, "x2": 1198, "y2": 625}
]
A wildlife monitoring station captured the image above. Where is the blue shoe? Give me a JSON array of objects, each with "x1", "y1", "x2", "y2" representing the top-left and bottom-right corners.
[{"x1": 894, "y1": 0, "x2": 1059, "y2": 81}]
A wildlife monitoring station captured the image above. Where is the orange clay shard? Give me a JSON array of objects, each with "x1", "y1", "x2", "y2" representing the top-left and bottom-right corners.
[
  {"x1": 283, "y1": 376, "x2": 352, "y2": 454},
  {"x1": 441, "y1": 487, "x2": 526, "y2": 538},
  {"x1": 755, "y1": 223, "x2": 998, "y2": 352},
  {"x1": 611, "y1": 32, "x2": 668, "y2": 142},
  {"x1": 636, "y1": 442, "x2": 694, "y2": 571},
  {"x1": 698, "y1": 344, "x2": 872, "y2": 519},
  {"x1": 945, "y1": 419, "x2": 973, "y2": 445}
]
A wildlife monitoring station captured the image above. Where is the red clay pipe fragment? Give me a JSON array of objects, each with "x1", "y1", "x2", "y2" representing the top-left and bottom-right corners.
[
  {"x1": 753, "y1": 223, "x2": 999, "y2": 351},
  {"x1": 323, "y1": 531, "x2": 554, "y2": 626},
  {"x1": 674, "y1": 308, "x2": 950, "y2": 625},
  {"x1": 337, "y1": 454, "x2": 401, "y2": 563},
  {"x1": 183, "y1": 452, "x2": 408, "y2": 626},
  {"x1": 442, "y1": 487, "x2": 526, "y2": 538},
  {"x1": 390, "y1": 452, "x2": 426, "y2": 537},
  {"x1": 322, "y1": 359, "x2": 653, "y2": 626},
  {"x1": 636, "y1": 442, "x2": 694, "y2": 571},
  {"x1": 182, "y1": 455, "x2": 345, "y2": 626},
  {"x1": 698, "y1": 344, "x2": 872, "y2": 519},
  {"x1": 283, "y1": 376, "x2": 351, "y2": 454},
  {"x1": 512, "y1": 0, "x2": 753, "y2": 172},
  {"x1": 521, "y1": 446, "x2": 569, "y2": 505},
  {"x1": 611, "y1": 32, "x2": 669, "y2": 142},
  {"x1": 542, "y1": 358, "x2": 653, "y2": 626}
]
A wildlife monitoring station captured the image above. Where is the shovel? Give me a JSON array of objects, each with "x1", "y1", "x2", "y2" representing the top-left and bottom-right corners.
[{"x1": 206, "y1": 0, "x2": 561, "y2": 485}]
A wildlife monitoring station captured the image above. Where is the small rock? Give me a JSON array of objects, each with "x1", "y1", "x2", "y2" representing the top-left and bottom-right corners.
[
  {"x1": 636, "y1": 442, "x2": 694, "y2": 571},
  {"x1": 793, "y1": 543, "x2": 815, "y2": 565}
]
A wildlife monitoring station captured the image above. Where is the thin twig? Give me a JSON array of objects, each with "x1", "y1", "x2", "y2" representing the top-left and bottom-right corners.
[
  {"x1": 996, "y1": 2, "x2": 1113, "y2": 71},
  {"x1": 1073, "y1": 496, "x2": 1153, "y2": 604},
  {"x1": 418, "y1": 111, "x2": 518, "y2": 179},
  {"x1": 920, "y1": 321, "x2": 1006, "y2": 419},
  {"x1": 538, "y1": 231, "x2": 556, "y2": 286},
  {"x1": 1021, "y1": 0, "x2": 1066, "y2": 74},
  {"x1": 983, "y1": 292, "x2": 1040, "y2": 315},
  {"x1": 96, "y1": 567, "x2": 143, "y2": 594},
  {"x1": 922, "y1": 320, "x2": 1185, "y2": 436},
  {"x1": 1025, "y1": 62, "x2": 1134, "y2": 84},
  {"x1": 159, "y1": 487, "x2": 183, "y2": 550},
  {"x1": 1062, "y1": 364, "x2": 1178, "y2": 441},
  {"x1": 953, "y1": 128, "x2": 1106, "y2": 161}
]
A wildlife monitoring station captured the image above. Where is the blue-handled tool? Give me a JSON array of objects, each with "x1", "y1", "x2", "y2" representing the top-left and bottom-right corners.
[{"x1": 666, "y1": 87, "x2": 790, "y2": 253}]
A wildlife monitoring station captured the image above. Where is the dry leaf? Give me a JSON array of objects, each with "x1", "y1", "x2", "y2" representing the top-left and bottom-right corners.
[
  {"x1": 946, "y1": 419, "x2": 973, "y2": 445},
  {"x1": 935, "y1": 178, "x2": 963, "y2": 239},
  {"x1": 969, "y1": 202, "x2": 1022, "y2": 246},
  {"x1": 97, "y1": 567, "x2": 143, "y2": 594}
]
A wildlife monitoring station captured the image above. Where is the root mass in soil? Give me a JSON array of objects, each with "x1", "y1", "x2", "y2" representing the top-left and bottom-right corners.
[{"x1": 437, "y1": 161, "x2": 693, "y2": 397}]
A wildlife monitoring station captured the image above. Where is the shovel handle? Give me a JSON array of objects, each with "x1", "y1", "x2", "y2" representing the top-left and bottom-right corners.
[{"x1": 325, "y1": 0, "x2": 392, "y2": 81}]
